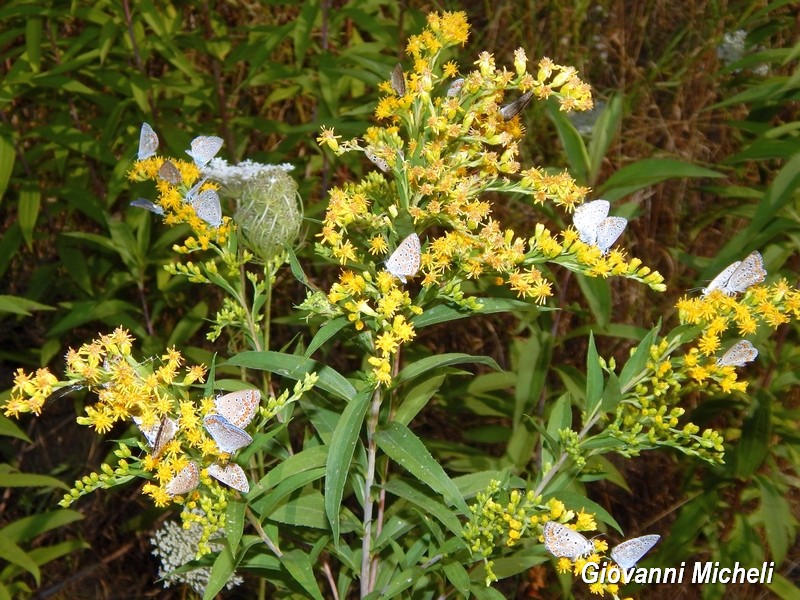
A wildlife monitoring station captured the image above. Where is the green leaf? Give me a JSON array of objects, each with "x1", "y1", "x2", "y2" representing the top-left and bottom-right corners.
[
  {"x1": 394, "y1": 374, "x2": 444, "y2": 426},
  {"x1": 0, "y1": 135, "x2": 15, "y2": 204},
  {"x1": 619, "y1": 325, "x2": 658, "y2": 392},
  {"x1": 18, "y1": 187, "x2": 41, "y2": 249},
  {"x1": 305, "y1": 317, "x2": 349, "y2": 357},
  {"x1": 491, "y1": 552, "x2": 548, "y2": 580},
  {"x1": 0, "y1": 414, "x2": 30, "y2": 442},
  {"x1": 600, "y1": 371, "x2": 621, "y2": 412},
  {"x1": 1, "y1": 509, "x2": 83, "y2": 544},
  {"x1": 547, "y1": 99, "x2": 589, "y2": 184},
  {"x1": 599, "y1": 159, "x2": 724, "y2": 201},
  {"x1": 734, "y1": 397, "x2": 771, "y2": 478},
  {"x1": 0, "y1": 295, "x2": 54, "y2": 316},
  {"x1": 575, "y1": 274, "x2": 611, "y2": 328},
  {"x1": 443, "y1": 560, "x2": 471, "y2": 597},
  {"x1": 766, "y1": 573, "x2": 800, "y2": 600},
  {"x1": 286, "y1": 246, "x2": 312, "y2": 288},
  {"x1": 0, "y1": 472, "x2": 69, "y2": 490},
  {"x1": 280, "y1": 549, "x2": 325, "y2": 600},
  {"x1": 410, "y1": 298, "x2": 544, "y2": 329},
  {"x1": 249, "y1": 445, "x2": 328, "y2": 498},
  {"x1": 383, "y1": 478, "x2": 462, "y2": 536},
  {"x1": 25, "y1": 18, "x2": 41, "y2": 72},
  {"x1": 758, "y1": 478, "x2": 792, "y2": 564},
  {"x1": 585, "y1": 331, "x2": 603, "y2": 416},
  {"x1": 269, "y1": 491, "x2": 328, "y2": 529},
  {"x1": 395, "y1": 353, "x2": 501, "y2": 386},
  {"x1": 226, "y1": 351, "x2": 356, "y2": 402},
  {"x1": 203, "y1": 544, "x2": 236, "y2": 600},
  {"x1": 325, "y1": 390, "x2": 370, "y2": 542},
  {"x1": 587, "y1": 94, "x2": 623, "y2": 184},
  {"x1": 0, "y1": 534, "x2": 39, "y2": 585},
  {"x1": 375, "y1": 422, "x2": 469, "y2": 515},
  {"x1": 225, "y1": 499, "x2": 246, "y2": 555}
]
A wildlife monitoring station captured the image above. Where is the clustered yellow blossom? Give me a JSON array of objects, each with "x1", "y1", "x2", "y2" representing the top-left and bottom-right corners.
[
  {"x1": 2, "y1": 327, "x2": 282, "y2": 556},
  {"x1": 128, "y1": 155, "x2": 232, "y2": 250},
  {"x1": 607, "y1": 337, "x2": 726, "y2": 463},
  {"x1": 677, "y1": 279, "x2": 800, "y2": 358},
  {"x1": 313, "y1": 11, "x2": 665, "y2": 384},
  {"x1": 465, "y1": 480, "x2": 629, "y2": 596}
]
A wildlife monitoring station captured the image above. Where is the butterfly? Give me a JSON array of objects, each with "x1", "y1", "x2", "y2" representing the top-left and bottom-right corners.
[
  {"x1": 134, "y1": 415, "x2": 177, "y2": 454},
  {"x1": 204, "y1": 414, "x2": 253, "y2": 454},
  {"x1": 186, "y1": 135, "x2": 223, "y2": 168},
  {"x1": 385, "y1": 233, "x2": 421, "y2": 283},
  {"x1": 208, "y1": 462, "x2": 249, "y2": 493},
  {"x1": 165, "y1": 461, "x2": 199, "y2": 496},
  {"x1": 138, "y1": 122, "x2": 158, "y2": 160},
  {"x1": 214, "y1": 389, "x2": 260, "y2": 429},
  {"x1": 365, "y1": 147, "x2": 390, "y2": 173},
  {"x1": 391, "y1": 63, "x2": 406, "y2": 96},
  {"x1": 716, "y1": 340, "x2": 758, "y2": 367},
  {"x1": 610, "y1": 535, "x2": 660, "y2": 569},
  {"x1": 543, "y1": 521, "x2": 594, "y2": 559},
  {"x1": 190, "y1": 189, "x2": 223, "y2": 227},
  {"x1": 447, "y1": 78, "x2": 465, "y2": 97},
  {"x1": 500, "y1": 90, "x2": 533, "y2": 121},
  {"x1": 573, "y1": 199, "x2": 628, "y2": 254},
  {"x1": 158, "y1": 160, "x2": 182, "y2": 185},
  {"x1": 130, "y1": 197, "x2": 164, "y2": 216},
  {"x1": 702, "y1": 251, "x2": 766, "y2": 296}
]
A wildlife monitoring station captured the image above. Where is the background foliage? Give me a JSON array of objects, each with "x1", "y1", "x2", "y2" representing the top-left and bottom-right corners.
[{"x1": 1, "y1": 0, "x2": 798, "y2": 598}]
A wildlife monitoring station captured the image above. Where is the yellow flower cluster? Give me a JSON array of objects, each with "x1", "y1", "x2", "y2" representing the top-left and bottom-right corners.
[
  {"x1": 465, "y1": 481, "x2": 632, "y2": 596},
  {"x1": 677, "y1": 279, "x2": 800, "y2": 359},
  {"x1": 128, "y1": 156, "x2": 232, "y2": 249},
  {"x1": 327, "y1": 269, "x2": 421, "y2": 385},
  {"x1": 313, "y1": 11, "x2": 666, "y2": 384},
  {"x1": 4, "y1": 329, "x2": 242, "y2": 511},
  {"x1": 317, "y1": 12, "x2": 664, "y2": 383},
  {"x1": 607, "y1": 338, "x2": 726, "y2": 463}
]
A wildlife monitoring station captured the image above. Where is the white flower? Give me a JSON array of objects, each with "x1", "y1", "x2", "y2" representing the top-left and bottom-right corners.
[
  {"x1": 151, "y1": 516, "x2": 244, "y2": 593},
  {"x1": 201, "y1": 157, "x2": 294, "y2": 189}
]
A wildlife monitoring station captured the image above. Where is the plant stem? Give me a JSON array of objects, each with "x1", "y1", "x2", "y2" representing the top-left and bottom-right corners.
[{"x1": 360, "y1": 385, "x2": 383, "y2": 598}]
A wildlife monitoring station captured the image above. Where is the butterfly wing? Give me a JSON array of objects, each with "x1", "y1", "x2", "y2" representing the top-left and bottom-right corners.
[
  {"x1": 610, "y1": 535, "x2": 660, "y2": 569},
  {"x1": 573, "y1": 200, "x2": 610, "y2": 245},
  {"x1": 165, "y1": 461, "x2": 199, "y2": 496},
  {"x1": 158, "y1": 160, "x2": 182, "y2": 185},
  {"x1": 717, "y1": 340, "x2": 758, "y2": 367},
  {"x1": 138, "y1": 123, "x2": 158, "y2": 160},
  {"x1": 186, "y1": 135, "x2": 223, "y2": 167},
  {"x1": 191, "y1": 189, "x2": 223, "y2": 227},
  {"x1": 447, "y1": 78, "x2": 465, "y2": 97},
  {"x1": 204, "y1": 414, "x2": 253, "y2": 453},
  {"x1": 365, "y1": 148, "x2": 390, "y2": 173},
  {"x1": 130, "y1": 198, "x2": 164, "y2": 216},
  {"x1": 543, "y1": 521, "x2": 594, "y2": 559},
  {"x1": 595, "y1": 216, "x2": 628, "y2": 253},
  {"x1": 134, "y1": 416, "x2": 177, "y2": 454},
  {"x1": 385, "y1": 233, "x2": 421, "y2": 283},
  {"x1": 215, "y1": 389, "x2": 260, "y2": 428},
  {"x1": 724, "y1": 251, "x2": 766, "y2": 294},
  {"x1": 500, "y1": 91, "x2": 533, "y2": 121},
  {"x1": 702, "y1": 261, "x2": 741, "y2": 296},
  {"x1": 391, "y1": 63, "x2": 406, "y2": 96},
  {"x1": 208, "y1": 462, "x2": 249, "y2": 493}
]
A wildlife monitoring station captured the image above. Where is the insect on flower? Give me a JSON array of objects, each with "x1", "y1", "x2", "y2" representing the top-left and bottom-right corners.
[
  {"x1": 702, "y1": 251, "x2": 766, "y2": 296},
  {"x1": 543, "y1": 521, "x2": 594, "y2": 559},
  {"x1": 385, "y1": 233, "x2": 421, "y2": 284},
  {"x1": 138, "y1": 122, "x2": 158, "y2": 160},
  {"x1": 390, "y1": 63, "x2": 406, "y2": 96}
]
